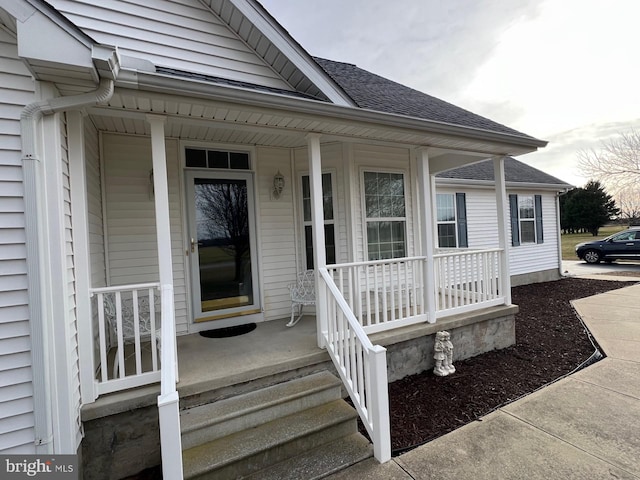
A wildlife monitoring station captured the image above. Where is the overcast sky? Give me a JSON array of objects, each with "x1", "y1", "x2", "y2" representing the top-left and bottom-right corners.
[{"x1": 260, "y1": 0, "x2": 640, "y2": 187}]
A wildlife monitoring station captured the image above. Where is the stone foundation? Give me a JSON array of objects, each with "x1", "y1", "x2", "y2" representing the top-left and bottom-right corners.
[
  {"x1": 511, "y1": 268, "x2": 561, "y2": 287},
  {"x1": 373, "y1": 305, "x2": 518, "y2": 382}
]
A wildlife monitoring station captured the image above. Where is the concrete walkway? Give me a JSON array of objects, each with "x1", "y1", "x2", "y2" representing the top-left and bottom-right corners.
[{"x1": 330, "y1": 281, "x2": 640, "y2": 479}]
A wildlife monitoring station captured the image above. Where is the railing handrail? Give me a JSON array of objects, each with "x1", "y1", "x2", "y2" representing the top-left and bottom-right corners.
[
  {"x1": 328, "y1": 255, "x2": 427, "y2": 270},
  {"x1": 318, "y1": 268, "x2": 374, "y2": 350},
  {"x1": 434, "y1": 247, "x2": 502, "y2": 259},
  {"x1": 89, "y1": 282, "x2": 161, "y2": 295}
]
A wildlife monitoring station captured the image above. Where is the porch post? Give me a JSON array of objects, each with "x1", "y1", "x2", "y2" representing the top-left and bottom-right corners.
[
  {"x1": 147, "y1": 114, "x2": 184, "y2": 480},
  {"x1": 493, "y1": 156, "x2": 512, "y2": 305},
  {"x1": 67, "y1": 110, "x2": 97, "y2": 404},
  {"x1": 307, "y1": 133, "x2": 327, "y2": 347},
  {"x1": 416, "y1": 148, "x2": 437, "y2": 323}
]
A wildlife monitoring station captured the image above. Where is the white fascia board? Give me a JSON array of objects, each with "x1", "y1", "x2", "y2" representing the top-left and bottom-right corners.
[
  {"x1": 124, "y1": 69, "x2": 547, "y2": 153},
  {"x1": 435, "y1": 177, "x2": 572, "y2": 192},
  {"x1": 231, "y1": 0, "x2": 354, "y2": 107}
]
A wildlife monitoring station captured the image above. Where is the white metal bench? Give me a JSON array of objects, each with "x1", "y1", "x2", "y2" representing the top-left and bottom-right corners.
[
  {"x1": 103, "y1": 292, "x2": 161, "y2": 377},
  {"x1": 287, "y1": 270, "x2": 316, "y2": 327}
]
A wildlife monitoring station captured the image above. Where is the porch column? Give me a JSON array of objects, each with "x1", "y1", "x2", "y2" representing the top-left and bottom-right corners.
[
  {"x1": 416, "y1": 148, "x2": 437, "y2": 323},
  {"x1": 147, "y1": 114, "x2": 184, "y2": 480},
  {"x1": 307, "y1": 133, "x2": 327, "y2": 347},
  {"x1": 493, "y1": 156, "x2": 512, "y2": 305}
]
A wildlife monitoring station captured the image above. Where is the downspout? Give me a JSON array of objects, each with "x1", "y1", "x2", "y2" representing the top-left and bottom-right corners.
[
  {"x1": 21, "y1": 75, "x2": 115, "y2": 452},
  {"x1": 557, "y1": 188, "x2": 570, "y2": 278}
]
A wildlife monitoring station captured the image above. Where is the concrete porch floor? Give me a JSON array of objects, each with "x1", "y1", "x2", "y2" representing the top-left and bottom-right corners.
[
  {"x1": 176, "y1": 315, "x2": 329, "y2": 399},
  {"x1": 83, "y1": 315, "x2": 328, "y2": 419}
]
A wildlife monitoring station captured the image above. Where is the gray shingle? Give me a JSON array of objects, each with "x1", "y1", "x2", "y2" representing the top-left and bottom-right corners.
[
  {"x1": 437, "y1": 157, "x2": 571, "y2": 186},
  {"x1": 313, "y1": 57, "x2": 535, "y2": 139}
]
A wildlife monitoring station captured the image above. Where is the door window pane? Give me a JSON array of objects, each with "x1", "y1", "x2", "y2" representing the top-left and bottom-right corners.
[
  {"x1": 185, "y1": 148, "x2": 250, "y2": 170},
  {"x1": 185, "y1": 148, "x2": 207, "y2": 168},
  {"x1": 194, "y1": 178, "x2": 253, "y2": 311}
]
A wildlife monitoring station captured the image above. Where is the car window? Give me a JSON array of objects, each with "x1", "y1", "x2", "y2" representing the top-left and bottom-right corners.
[{"x1": 611, "y1": 231, "x2": 636, "y2": 241}]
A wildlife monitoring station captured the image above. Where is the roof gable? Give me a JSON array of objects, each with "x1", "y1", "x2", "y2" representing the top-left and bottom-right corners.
[{"x1": 47, "y1": 0, "x2": 351, "y2": 104}]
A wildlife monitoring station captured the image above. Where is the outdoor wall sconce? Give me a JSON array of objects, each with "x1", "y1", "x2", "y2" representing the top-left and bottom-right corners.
[{"x1": 272, "y1": 170, "x2": 285, "y2": 199}]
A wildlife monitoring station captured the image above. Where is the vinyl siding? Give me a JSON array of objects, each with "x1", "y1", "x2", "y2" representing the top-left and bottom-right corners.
[
  {"x1": 59, "y1": 113, "x2": 83, "y2": 448},
  {"x1": 508, "y1": 191, "x2": 560, "y2": 276},
  {"x1": 85, "y1": 122, "x2": 105, "y2": 288},
  {"x1": 51, "y1": 0, "x2": 291, "y2": 90},
  {"x1": 436, "y1": 185, "x2": 561, "y2": 277},
  {"x1": 102, "y1": 134, "x2": 188, "y2": 333},
  {"x1": 255, "y1": 147, "x2": 297, "y2": 321},
  {"x1": 85, "y1": 122, "x2": 104, "y2": 372},
  {"x1": 0, "y1": 28, "x2": 35, "y2": 453}
]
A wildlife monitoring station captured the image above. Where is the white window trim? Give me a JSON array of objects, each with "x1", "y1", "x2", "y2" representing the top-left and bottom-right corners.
[
  {"x1": 518, "y1": 194, "x2": 537, "y2": 244},
  {"x1": 299, "y1": 169, "x2": 337, "y2": 269},
  {"x1": 360, "y1": 168, "x2": 409, "y2": 261},
  {"x1": 436, "y1": 192, "x2": 458, "y2": 248}
]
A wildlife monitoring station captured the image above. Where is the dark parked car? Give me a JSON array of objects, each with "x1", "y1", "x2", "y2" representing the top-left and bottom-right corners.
[{"x1": 575, "y1": 227, "x2": 640, "y2": 264}]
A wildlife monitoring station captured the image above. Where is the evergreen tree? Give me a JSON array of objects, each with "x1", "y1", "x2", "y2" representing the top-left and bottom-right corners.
[{"x1": 560, "y1": 181, "x2": 619, "y2": 236}]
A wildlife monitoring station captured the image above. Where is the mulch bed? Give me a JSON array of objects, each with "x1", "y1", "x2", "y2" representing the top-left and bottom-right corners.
[{"x1": 387, "y1": 277, "x2": 636, "y2": 455}]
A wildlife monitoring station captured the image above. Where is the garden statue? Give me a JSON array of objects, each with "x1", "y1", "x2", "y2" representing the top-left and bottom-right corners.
[{"x1": 434, "y1": 330, "x2": 455, "y2": 376}]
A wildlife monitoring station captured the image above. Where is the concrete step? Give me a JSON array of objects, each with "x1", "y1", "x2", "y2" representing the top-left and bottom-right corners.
[
  {"x1": 180, "y1": 371, "x2": 342, "y2": 449},
  {"x1": 243, "y1": 433, "x2": 373, "y2": 480},
  {"x1": 182, "y1": 399, "x2": 358, "y2": 480}
]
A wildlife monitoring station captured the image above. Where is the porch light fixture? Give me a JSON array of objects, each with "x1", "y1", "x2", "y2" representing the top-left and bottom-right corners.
[{"x1": 272, "y1": 170, "x2": 285, "y2": 199}]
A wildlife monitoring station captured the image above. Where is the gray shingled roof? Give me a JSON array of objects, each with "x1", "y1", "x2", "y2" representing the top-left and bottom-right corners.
[
  {"x1": 313, "y1": 57, "x2": 536, "y2": 140},
  {"x1": 437, "y1": 157, "x2": 571, "y2": 186}
]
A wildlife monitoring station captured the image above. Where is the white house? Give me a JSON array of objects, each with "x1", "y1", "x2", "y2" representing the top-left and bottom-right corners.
[
  {"x1": 0, "y1": 0, "x2": 553, "y2": 477},
  {"x1": 435, "y1": 157, "x2": 571, "y2": 286}
]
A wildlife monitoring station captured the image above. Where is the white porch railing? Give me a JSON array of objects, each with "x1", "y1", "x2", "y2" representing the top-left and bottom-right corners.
[
  {"x1": 318, "y1": 268, "x2": 391, "y2": 463},
  {"x1": 90, "y1": 283, "x2": 161, "y2": 395},
  {"x1": 326, "y1": 256, "x2": 427, "y2": 334},
  {"x1": 434, "y1": 248, "x2": 504, "y2": 317}
]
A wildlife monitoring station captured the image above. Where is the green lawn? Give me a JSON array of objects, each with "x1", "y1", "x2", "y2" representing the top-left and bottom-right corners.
[{"x1": 560, "y1": 226, "x2": 626, "y2": 260}]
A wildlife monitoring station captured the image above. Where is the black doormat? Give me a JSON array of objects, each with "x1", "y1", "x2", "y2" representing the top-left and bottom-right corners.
[{"x1": 199, "y1": 323, "x2": 256, "y2": 338}]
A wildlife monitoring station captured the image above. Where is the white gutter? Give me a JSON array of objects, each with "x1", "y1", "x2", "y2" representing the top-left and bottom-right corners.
[
  {"x1": 20, "y1": 48, "x2": 117, "y2": 452},
  {"x1": 436, "y1": 177, "x2": 573, "y2": 191}
]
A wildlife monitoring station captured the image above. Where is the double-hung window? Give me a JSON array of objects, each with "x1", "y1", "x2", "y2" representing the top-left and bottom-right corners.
[
  {"x1": 302, "y1": 173, "x2": 336, "y2": 269},
  {"x1": 509, "y1": 194, "x2": 544, "y2": 245},
  {"x1": 436, "y1": 193, "x2": 468, "y2": 248},
  {"x1": 364, "y1": 171, "x2": 407, "y2": 260},
  {"x1": 518, "y1": 195, "x2": 536, "y2": 243}
]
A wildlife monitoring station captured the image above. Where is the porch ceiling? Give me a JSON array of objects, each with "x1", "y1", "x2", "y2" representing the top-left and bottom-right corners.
[{"x1": 88, "y1": 88, "x2": 536, "y2": 160}]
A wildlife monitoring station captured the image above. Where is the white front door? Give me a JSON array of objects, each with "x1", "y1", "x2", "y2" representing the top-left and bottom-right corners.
[{"x1": 185, "y1": 170, "x2": 260, "y2": 322}]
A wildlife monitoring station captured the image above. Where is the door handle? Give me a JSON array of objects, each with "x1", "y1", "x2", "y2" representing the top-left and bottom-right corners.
[{"x1": 191, "y1": 238, "x2": 197, "y2": 253}]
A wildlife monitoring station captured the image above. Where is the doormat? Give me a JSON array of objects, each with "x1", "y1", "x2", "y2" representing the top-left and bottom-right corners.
[{"x1": 199, "y1": 323, "x2": 256, "y2": 338}]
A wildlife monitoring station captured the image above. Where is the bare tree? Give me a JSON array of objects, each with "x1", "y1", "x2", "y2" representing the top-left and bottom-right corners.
[
  {"x1": 616, "y1": 187, "x2": 640, "y2": 224},
  {"x1": 577, "y1": 130, "x2": 640, "y2": 193},
  {"x1": 196, "y1": 180, "x2": 249, "y2": 281}
]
